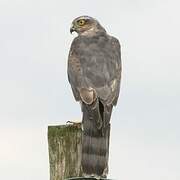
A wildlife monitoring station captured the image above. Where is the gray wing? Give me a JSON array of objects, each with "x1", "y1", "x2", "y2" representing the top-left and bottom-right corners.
[
  {"x1": 67, "y1": 38, "x2": 82, "y2": 101},
  {"x1": 68, "y1": 34, "x2": 121, "y2": 106},
  {"x1": 108, "y1": 36, "x2": 121, "y2": 105}
]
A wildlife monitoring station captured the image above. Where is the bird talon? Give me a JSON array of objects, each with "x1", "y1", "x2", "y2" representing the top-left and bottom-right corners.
[{"x1": 66, "y1": 121, "x2": 82, "y2": 128}]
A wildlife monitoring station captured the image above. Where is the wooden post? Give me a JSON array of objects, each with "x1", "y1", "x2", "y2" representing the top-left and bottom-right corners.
[
  {"x1": 48, "y1": 125, "x2": 83, "y2": 180},
  {"x1": 48, "y1": 125, "x2": 113, "y2": 180}
]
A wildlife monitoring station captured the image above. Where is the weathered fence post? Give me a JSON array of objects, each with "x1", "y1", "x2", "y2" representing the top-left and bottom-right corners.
[
  {"x1": 48, "y1": 124, "x2": 113, "y2": 180},
  {"x1": 48, "y1": 125, "x2": 83, "y2": 180}
]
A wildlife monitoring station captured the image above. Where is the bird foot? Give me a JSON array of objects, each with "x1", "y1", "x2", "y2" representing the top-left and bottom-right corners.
[{"x1": 66, "y1": 120, "x2": 82, "y2": 128}]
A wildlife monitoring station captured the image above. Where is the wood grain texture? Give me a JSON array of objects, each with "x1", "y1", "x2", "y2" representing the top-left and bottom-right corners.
[{"x1": 48, "y1": 125, "x2": 83, "y2": 180}]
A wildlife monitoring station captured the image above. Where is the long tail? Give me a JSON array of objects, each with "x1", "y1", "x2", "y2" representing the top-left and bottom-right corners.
[{"x1": 81, "y1": 99, "x2": 113, "y2": 178}]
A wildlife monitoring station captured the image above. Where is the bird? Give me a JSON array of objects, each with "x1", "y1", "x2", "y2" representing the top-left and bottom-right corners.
[{"x1": 67, "y1": 16, "x2": 121, "y2": 178}]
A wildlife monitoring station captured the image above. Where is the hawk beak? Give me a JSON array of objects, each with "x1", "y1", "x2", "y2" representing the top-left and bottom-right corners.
[{"x1": 70, "y1": 25, "x2": 76, "y2": 34}]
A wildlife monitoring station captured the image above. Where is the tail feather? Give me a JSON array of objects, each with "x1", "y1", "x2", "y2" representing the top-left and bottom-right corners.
[{"x1": 81, "y1": 99, "x2": 112, "y2": 177}]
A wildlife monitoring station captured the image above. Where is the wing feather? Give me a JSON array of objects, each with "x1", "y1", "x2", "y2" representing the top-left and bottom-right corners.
[{"x1": 68, "y1": 34, "x2": 121, "y2": 106}]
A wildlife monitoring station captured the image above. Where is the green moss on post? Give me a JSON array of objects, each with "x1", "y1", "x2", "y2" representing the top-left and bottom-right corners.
[{"x1": 48, "y1": 125, "x2": 83, "y2": 180}]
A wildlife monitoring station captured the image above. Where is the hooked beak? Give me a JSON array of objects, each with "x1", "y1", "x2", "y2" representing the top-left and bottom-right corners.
[{"x1": 70, "y1": 25, "x2": 76, "y2": 34}]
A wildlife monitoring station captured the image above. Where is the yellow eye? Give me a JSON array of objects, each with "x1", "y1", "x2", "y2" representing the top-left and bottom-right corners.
[{"x1": 77, "y1": 19, "x2": 85, "y2": 26}]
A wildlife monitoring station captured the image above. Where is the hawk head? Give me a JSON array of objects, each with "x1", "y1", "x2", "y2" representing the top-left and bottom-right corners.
[{"x1": 70, "y1": 16, "x2": 106, "y2": 35}]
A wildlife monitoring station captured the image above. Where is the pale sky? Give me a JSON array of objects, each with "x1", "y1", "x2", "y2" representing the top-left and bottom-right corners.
[{"x1": 0, "y1": 0, "x2": 180, "y2": 180}]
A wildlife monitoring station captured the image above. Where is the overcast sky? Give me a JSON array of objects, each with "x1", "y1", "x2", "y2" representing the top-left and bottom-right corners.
[{"x1": 0, "y1": 0, "x2": 180, "y2": 180}]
